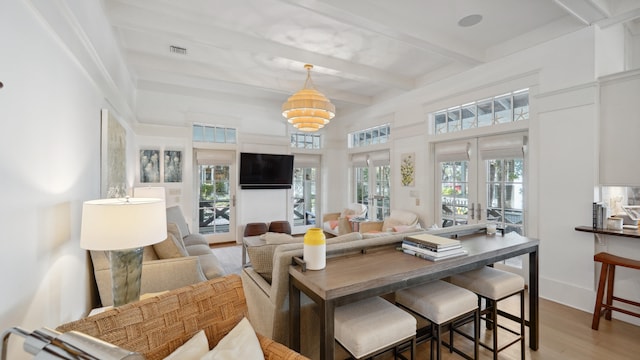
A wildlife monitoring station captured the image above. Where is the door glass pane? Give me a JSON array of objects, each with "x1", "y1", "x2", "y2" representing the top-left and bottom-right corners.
[
  {"x1": 293, "y1": 167, "x2": 317, "y2": 226},
  {"x1": 441, "y1": 161, "x2": 469, "y2": 227},
  {"x1": 485, "y1": 159, "x2": 524, "y2": 235},
  {"x1": 372, "y1": 165, "x2": 391, "y2": 220},
  {"x1": 355, "y1": 167, "x2": 369, "y2": 210},
  {"x1": 199, "y1": 165, "x2": 230, "y2": 234}
]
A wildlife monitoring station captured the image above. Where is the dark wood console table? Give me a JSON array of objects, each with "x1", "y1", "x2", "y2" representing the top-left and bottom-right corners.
[
  {"x1": 289, "y1": 232, "x2": 540, "y2": 360},
  {"x1": 575, "y1": 225, "x2": 640, "y2": 239}
]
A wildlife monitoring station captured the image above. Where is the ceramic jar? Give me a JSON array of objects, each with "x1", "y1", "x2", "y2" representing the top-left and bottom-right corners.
[{"x1": 303, "y1": 228, "x2": 326, "y2": 270}]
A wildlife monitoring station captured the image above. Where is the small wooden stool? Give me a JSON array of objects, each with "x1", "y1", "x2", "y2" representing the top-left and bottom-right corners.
[
  {"x1": 268, "y1": 220, "x2": 291, "y2": 234},
  {"x1": 243, "y1": 222, "x2": 268, "y2": 237},
  {"x1": 592, "y1": 252, "x2": 640, "y2": 330}
]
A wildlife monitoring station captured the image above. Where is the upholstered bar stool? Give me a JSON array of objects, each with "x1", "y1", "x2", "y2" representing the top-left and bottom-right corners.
[
  {"x1": 334, "y1": 296, "x2": 416, "y2": 360},
  {"x1": 447, "y1": 267, "x2": 525, "y2": 360},
  {"x1": 592, "y1": 252, "x2": 640, "y2": 330},
  {"x1": 396, "y1": 280, "x2": 479, "y2": 360},
  {"x1": 268, "y1": 220, "x2": 292, "y2": 234}
]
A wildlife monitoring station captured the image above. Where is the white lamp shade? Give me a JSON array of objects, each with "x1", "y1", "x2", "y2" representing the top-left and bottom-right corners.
[
  {"x1": 81, "y1": 198, "x2": 167, "y2": 251},
  {"x1": 132, "y1": 186, "x2": 166, "y2": 201}
]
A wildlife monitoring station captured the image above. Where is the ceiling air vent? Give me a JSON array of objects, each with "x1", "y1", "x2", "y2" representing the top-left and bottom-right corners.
[{"x1": 169, "y1": 46, "x2": 187, "y2": 55}]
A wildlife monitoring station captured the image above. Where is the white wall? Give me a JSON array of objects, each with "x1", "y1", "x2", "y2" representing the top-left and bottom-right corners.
[{"x1": 0, "y1": 1, "x2": 136, "y2": 358}]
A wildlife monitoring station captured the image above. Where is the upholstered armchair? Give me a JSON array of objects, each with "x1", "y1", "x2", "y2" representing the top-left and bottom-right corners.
[
  {"x1": 322, "y1": 203, "x2": 367, "y2": 236},
  {"x1": 358, "y1": 209, "x2": 421, "y2": 234},
  {"x1": 91, "y1": 205, "x2": 225, "y2": 306}
]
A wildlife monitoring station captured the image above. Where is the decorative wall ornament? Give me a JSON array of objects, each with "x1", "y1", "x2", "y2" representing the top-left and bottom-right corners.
[
  {"x1": 400, "y1": 153, "x2": 415, "y2": 187},
  {"x1": 140, "y1": 149, "x2": 160, "y2": 183},
  {"x1": 164, "y1": 150, "x2": 182, "y2": 183},
  {"x1": 101, "y1": 109, "x2": 127, "y2": 198}
]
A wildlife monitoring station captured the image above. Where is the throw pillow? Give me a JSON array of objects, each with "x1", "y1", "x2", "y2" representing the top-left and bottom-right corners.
[
  {"x1": 153, "y1": 223, "x2": 188, "y2": 259},
  {"x1": 163, "y1": 330, "x2": 208, "y2": 360},
  {"x1": 260, "y1": 232, "x2": 297, "y2": 245},
  {"x1": 201, "y1": 317, "x2": 264, "y2": 360}
]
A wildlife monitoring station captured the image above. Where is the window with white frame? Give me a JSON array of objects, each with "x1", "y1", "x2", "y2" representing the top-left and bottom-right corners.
[
  {"x1": 193, "y1": 124, "x2": 237, "y2": 144},
  {"x1": 291, "y1": 133, "x2": 322, "y2": 149},
  {"x1": 348, "y1": 124, "x2": 391, "y2": 148},
  {"x1": 433, "y1": 89, "x2": 529, "y2": 134}
]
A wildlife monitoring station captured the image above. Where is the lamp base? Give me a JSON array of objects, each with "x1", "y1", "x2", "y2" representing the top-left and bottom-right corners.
[{"x1": 109, "y1": 248, "x2": 144, "y2": 307}]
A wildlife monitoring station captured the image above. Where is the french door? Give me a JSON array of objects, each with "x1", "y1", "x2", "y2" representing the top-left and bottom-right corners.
[
  {"x1": 291, "y1": 154, "x2": 321, "y2": 234},
  {"x1": 436, "y1": 132, "x2": 527, "y2": 234},
  {"x1": 352, "y1": 151, "x2": 391, "y2": 221},
  {"x1": 195, "y1": 150, "x2": 236, "y2": 243}
]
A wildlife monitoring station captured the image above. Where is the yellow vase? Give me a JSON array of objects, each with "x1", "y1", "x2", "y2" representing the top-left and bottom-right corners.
[{"x1": 303, "y1": 228, "x2": 326, "y2": 270}]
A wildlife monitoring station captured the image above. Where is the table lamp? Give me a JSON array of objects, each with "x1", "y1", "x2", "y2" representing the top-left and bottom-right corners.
[{"x1": 81, "y1": 197, "x2": 166, "y2": 306}]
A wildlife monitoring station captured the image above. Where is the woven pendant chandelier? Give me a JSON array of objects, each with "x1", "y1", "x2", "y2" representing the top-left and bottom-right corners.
[{"x1": 282, "y1": 64, "x2": 335, "y2": 132}]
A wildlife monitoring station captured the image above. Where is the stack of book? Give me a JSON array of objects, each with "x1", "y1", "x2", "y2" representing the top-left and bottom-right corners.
[{"x1": 401, "y1": 233, "x2": 467, "y2": 261}]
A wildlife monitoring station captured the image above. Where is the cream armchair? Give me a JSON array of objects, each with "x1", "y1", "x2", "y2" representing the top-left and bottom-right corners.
[
  {"x1": 359, "y1": 209, "x2": 421, "y2": 234},
  {"x1": 322, "y1": 203, "x2": 367, "y2": 236},
  {"x1": 91, "y1": 205, "x2": 225, "y2": 306}
]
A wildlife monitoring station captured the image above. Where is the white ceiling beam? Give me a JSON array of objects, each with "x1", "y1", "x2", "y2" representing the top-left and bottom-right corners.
[
  {"x1": 127, "y1": 53, "x2": 373, "y2": 106},
  {"x1": 553, "y1": 0, "x2": 609, "y2": 25},
  {"x1": 106, "y1": 0, "x2": 414, "y2": 91},
  {"x1": 275, "y1": 0, "x2": 483, "y2": 66},
  {"x1": 597, "y1": 7, "x2": 640, "y2": 29}
]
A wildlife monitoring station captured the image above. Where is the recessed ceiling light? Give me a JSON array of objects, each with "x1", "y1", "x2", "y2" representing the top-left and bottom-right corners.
[{"x1": 458, "y1": 14, "x2": 483, "y2": 27}]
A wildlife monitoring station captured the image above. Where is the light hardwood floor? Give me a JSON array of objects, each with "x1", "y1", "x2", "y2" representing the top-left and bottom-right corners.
[
  {"x1": 404, "y1": 294, "x2": 640, "y2": 360},
  {"x1": 212, "y1": 244, "x2": 640, "y2": 359}
]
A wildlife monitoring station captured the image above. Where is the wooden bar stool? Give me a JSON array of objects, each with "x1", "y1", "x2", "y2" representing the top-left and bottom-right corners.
[
  {"x1": 592, "y1": 252, "x2": 640, "y2": 330},
  {"x1": 447, "y1": 267, "x2": 525, "y2": 360},
  {"x1": 396, "y1": 280, "x2": 479, "y2": 360},
  {"x1": 335, "y1": 296, "x2": 416, "y2": 360}
]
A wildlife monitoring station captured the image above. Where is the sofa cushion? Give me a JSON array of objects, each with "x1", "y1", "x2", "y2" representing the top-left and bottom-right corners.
[
  {"x1": 198, "y1": 253, "x2": 226, "y2": 279},
  {"x1": 183, "y1": 232, "x2": 208, "y2": 247},
  {"x1": 166, "y1": 205, "x2": 190, "y2": 236},
  {"x1": 261, "y1": 232, "x2": 298, "y2": 245},
  {"x1": 153, "y1": 231, "x2": 188, "y2": 259}
]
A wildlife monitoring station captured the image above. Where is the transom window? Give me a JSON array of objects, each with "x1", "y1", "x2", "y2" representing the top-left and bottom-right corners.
[
  {"x1": 433, "y1": 89, "x2": 529, "y2": 134},
  {"x1": 348, "y1": 124, "x2": 391, "y2": 148},
  {"x1": 193, "y1": 124, "x2": 237, "y2": 144},
  {"x1": 291, "y1": 133, "x2": 322, "y2": 149}
]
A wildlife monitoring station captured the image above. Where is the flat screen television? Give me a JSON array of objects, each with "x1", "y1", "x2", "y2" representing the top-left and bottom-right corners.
[{"x1": 239, "y1": 152, "x2": 294, "y2": 189}]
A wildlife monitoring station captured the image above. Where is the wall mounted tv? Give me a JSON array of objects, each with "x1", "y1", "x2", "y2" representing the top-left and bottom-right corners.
[{"x1": 239, "y1": 152, "x2": 294, "y2": 189}]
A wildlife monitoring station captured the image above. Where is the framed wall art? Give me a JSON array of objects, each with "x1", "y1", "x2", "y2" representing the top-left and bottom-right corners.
[
  {"x1": 400, "y1": 152, "x2": 415, "y2": 187},
  {"x1": 164, "y1": 150, "x2": 182, "y2": 183},
  {"x1": 101, "y1": 109, "x2": 128, "y2": 198},
  {"x1": 140, "y1": 149, "x2": 160, "y2": 183}
]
